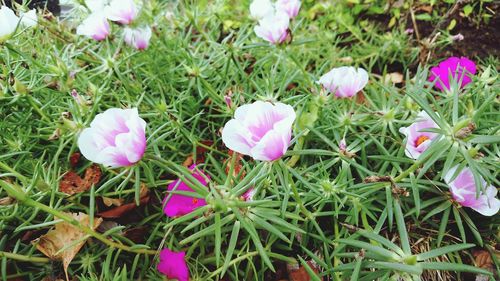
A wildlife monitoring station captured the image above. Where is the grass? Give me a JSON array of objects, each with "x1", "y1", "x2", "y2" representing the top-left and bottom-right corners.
[{"x1": 1, "y1": 0, "x2": 499, "y2": 280}]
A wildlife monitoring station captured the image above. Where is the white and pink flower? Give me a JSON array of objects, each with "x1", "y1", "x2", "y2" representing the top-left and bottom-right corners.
[
  {"x1": 276, "y1": 0, "x2": 301, "y2": 18},
  {"x1": 399, "y1": 111, "x2": 439, "y2": 160},
  {"x1": 76, "y1": 12, "x2": 110, "y2": 41},
  {"x1": 105, "y1": 0, "x2": 139, "y2": 25},
  {"x1": 0, "y1": 6, "x2": 20, "y2": 42},
  {"x1": 249, "y1": 0, "x2": 275, "y2": 20},
  {"x1": 78, "y1": 108, "x2": 146, "y2": 168},
  {"x1": 445, "y1": 166, "x2": 500, "y2": 216},
  {"x1": 123, "y1": 26, "x2": 152, "y2": 50},
  {"x1": 254, "y1": 11, "x2": 290, "y2": 44},
  {"x1": 222, "y1": 101, "x2": 296, "y2": 161},
  {"x1": 318, "y1": 66, "x2": 369, "y2": 98}
]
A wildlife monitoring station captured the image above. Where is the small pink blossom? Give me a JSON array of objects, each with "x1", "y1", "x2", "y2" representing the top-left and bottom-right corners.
[
  {"x1": 222, "y1": 101, "x2": 296, "y2": 161},
  {"x1": 76, "y1": 12, "x2": 110, "y2": 41},
  {"x1": 123, "y1": 26, "x2": 152, "y2": 50},
  {"x1": 242, "y1": 188, "x2": 256, "y2": 201},
  {"x1": 105, "y1": 0, "x2": 139, "y2": 25},
  {"x1": 157, "y1": 248, "x2": 190, "y2": 281},
  {"x1": 254, "y1": 11, "x2": 290, "y2": 44},
  {"x1": 429, "y1": 56, "x2": 476, "y2": 91},
  {"x1": 318, "y1": 66, "x2": 369, "y2": 98},
  {"x1": 451, "y1": 33, "x2": 464, "y2": 41},
  {"x1": 445, "y1": 166, "x2": 500, "y2": 216},
  {"x1": 339, "y1": 138, "x2": 347, "y2": 151},
  {"x1": 399, "y1": 111, "x2": 439, "y2": 160},
  {"x1": 163, "y1": 165, "x2": 209, "y2": 218},
  {"x1": 276, "y1": 0, "x2": 301, "y2": 19},
  {"x1": 78, "y1": 108, "x2": 146, "y2": 168}
]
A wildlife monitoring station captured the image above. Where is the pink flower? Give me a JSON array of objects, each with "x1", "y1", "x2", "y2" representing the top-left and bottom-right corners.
[
  {"x1": 105, "y1": 0, "x2": 139, "y2": 25},
  {"x1": 339, "y1": 138, "x2": 347, "y2": 151},
  {"x1": 157, "y1": 248, "x2": 190, "y2": 281},
  {"x1": 76, "y1": 12, "x2": 110, "y2": 41},
  {"x1": 222, "y1": 101, "x2": 296, "y2": 161},
  {"x1": 242, "y1": 188, "x2": 256, "y2": 201},
  {"x1": 249, "y1": 0, "x2": 274, "y2": 20},
  {"x1": 123, "y1": 26, "x2": 152, "y2": 50},
  {"x1": 276, "y1": 0, "x2": 301, "y2": 18},
  {"x1": 78, "y1": 108, "x2": 146, "y2": 168},
  {"x1": 163, "y1": 165, "x2": 209, "y2": 218},
  {"x1": 429, "y1": 57, "x2": 476, "y2": 91},
  {"x1": 399, "y1": 111, "x2": 439, "y2": 160},
  {"x1": 445, "y1": 166, "x2": 500, "y2": 216},
  {"x1": 254, "y1": 11, "x2": 290, "y2": 44},
  {"x1": 318, "y1": 66, "x2": 369, "y2": 98}
]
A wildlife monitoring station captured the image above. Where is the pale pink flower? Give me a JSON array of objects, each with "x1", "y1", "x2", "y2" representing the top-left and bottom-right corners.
[
  {"x1": 242, "y1": 188, "x2": 257, "y2": 201},
  {"x1": 399, "y1": 111, "x2": 439, "y2": 160},
  {"x1": 123, "y1": 26, "x2": 152, "y2": 50},
  {"x1": 163, "y1": 165, "x2": 209, "y2": 218},
  {"x1": 445, "y1": 166, "x2": 500, "y2": 216},
  {"x1": 78, "y1": 108, "x2": 146, "y2": 168},
  {"x1": 222, "y1": 101, "x2": 296, "y2": 161},
  {"x1": 157, "y1": 248, "x2": 189, "y2": 281},
  {"x1": 105, "y1": 0, "x2": 139, "y2": 25},
  {"x1": 0, "y1": 6, "x2": 20, "y2": 42},
  {"x1": 339, "y1": 138, "x2": 347, "y2": 151},
  {"x1": 318, "y1": 66, "x2": 369, "y2": 98},
  {"x1": 254, "y1": 11, "x2": 290, "y2": 44},
  {"x1": 76, "y1": 12, "x2": 110, "y2": 41},
  {"x1": 429, "y1": 56, "x2": 476, "y2": 91},
  {"x1": 276, "y1": 0, "x2": 301, "y2": 18},
  {"x1": 249, "y1": 0, "x2": 274, "y2": 20}
]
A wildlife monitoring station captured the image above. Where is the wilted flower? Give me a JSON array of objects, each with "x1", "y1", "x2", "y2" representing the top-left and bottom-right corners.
[
  {"x1": 76, "y1": 12, "x2": 110, "y2": 41},
  {"x1": 222, "y1": 101, "x2": 296, "y2": 161},
  {"x1": 19, "y1": 9, "x2": 37, "y2": 27},
  {"x1": 445, "y1": 166, "x2": 500, "y2": 216},
  {"x1": 163, "y1": 165, "x2": 209, "y2": 217},
  {"x1": 157, "y1": 248, "x2": 189, "y2": 281},
  {"x1": 78, "y1": 108, "x2": 146, "y2": 168},
  {"x1": 0, "y1": 6, "x2": 20, "y2": 42},
  {"x1": 318, "y1": 66, "x2": 369, "y2": 98},
  {"x1": 276, "y1": 0, "x2": 301, "y2": 18},
  {"x1": 123, "y1": 26, "x2": 151, "y2": 50},
  {"x1": 429, "y1": 56, "x2": 476, "y2": 91},
  {"x1": 254, "y1": 11, "x2": 290, "y2": 44},
  {"x1": 105, "y1": 0, "x2": 139, "y2": 25},
  {"x1": 249, "y1": 0, "x2": 274, "y2": 20},
  {"x1": 399, "y1": 111, "x2": 439, "y2": 159}
]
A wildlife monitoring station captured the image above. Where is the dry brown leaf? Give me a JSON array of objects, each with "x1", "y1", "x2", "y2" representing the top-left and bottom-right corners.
[
  {"x1": 98, "y1": 186, "x2": 150, "y2": 219},
  {"x1": 69, "y1": 152, "x2": 81, "y2": 168},
  {"x1": 101, "y1": 197, "x2": 124, "y2": 207},
  {"x1": 59, "y1": 164, "x2": 101, "y2": 195},
  {"x1": 287, "y1": 260, "x2": 323, "y2": 281},
  {"x1": 224, "y1": 151, "x2": 246, "y2": 183},
  {"x1": 0, "y1": 197, "x2": 14, "y2": 205},
  {"x1": 385, "y1": 72, "x2": 404, "y2": 84},
  {"x1": 33, "y1": 213, "x2": 102, "y2": 281},
  {"x1": 473, "y1": 250, "x2": 493, "y2": 269}
]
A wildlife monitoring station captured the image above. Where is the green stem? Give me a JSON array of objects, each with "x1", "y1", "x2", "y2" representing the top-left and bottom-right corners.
[
  {"x1": 393, "y1": 160, "x2": 422, "y2": 183},
  {"x1": 0, "y1": 251, "x2": 49, "y2": 263},
  {"x1": 0, "y1": 180, "x2": 156, "y2": 255}
]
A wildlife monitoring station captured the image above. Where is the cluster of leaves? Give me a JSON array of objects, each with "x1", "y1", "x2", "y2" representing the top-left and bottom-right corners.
[{"x1": 0, "y1": 0, "x2": 499, "y2": 280}]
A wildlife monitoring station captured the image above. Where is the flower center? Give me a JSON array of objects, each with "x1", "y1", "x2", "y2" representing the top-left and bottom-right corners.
[
  {"x1": 415, "y1": 135, "x2": 430, "y2": 147},
  {"x1": 192, "y1": 198, "x2": 198, "y2": 205}
]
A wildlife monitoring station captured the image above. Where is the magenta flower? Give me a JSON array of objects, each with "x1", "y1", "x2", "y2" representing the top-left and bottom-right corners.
[
  {"x1": 105, "y1": 0, "x2": 139, "y2": 25},
  {"x1": 276, "y1": 0, "x2": 301, "y2": 18},
  {"x1": 123, "y1": 26, "x2": 152, "y2": 50},
  {"x1": 318, "y1": 66, "x2": 369, "y2": 98},
  {"x1": 242, "y1": 188, "x2": 257, "y2": 201},
  {"x1": 76, "y1": 12, "x2": 110, "y2": 41},
  {"x1": 399, "y1": 111, "x2": 439, "y2": 160},
  {"x1": 163, "y1": 165, "x2": 209, "y2": 218},
  {"x1": 254, "y1": 11, "x2": 290, "y2": 44},
  {"x1": 157, "y1": 248, "x2": 190, "y2": 281},
  {"x1": 78, "y1": 108, "x2": 146, "y2": 168},
  {"x1": 222, "y1": 101, "x2": 296, "y2": 161},
  {"x1": 445, "y1": 166, "x2": 500, "y2": 216},
  {"x1": 429, "y1": 57, "x2": 476, "y2": 91}
]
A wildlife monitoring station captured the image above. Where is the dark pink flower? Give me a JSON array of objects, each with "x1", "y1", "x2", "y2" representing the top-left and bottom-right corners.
[
  {"x1": 429, "y1": 57, "x2": 476, "y2": 91},
  {"x1": 157, "y1": 248, "x2": 190, "y2": 281},
  {"x1": 163, "y1": 165, "x2": 209, "y2": 217}
]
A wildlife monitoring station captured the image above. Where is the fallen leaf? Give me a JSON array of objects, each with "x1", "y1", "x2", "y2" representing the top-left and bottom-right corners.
[
  {"x1": 32, "y1": 213, "x2": 102, "y2": 281},
  {"x1": 101, "y1": 197, "x2": 124, "y2": 207},
  {"x1": 69, "y1": 152, "x2": 81, "y2": 167},
  {"x1": 384, "y1": 72, "x2": 404, "y2": 84},
  {"x1": 97, "y1": 187, "x2": 150, "y2": 219},
  {"x1": 287, "y1": 260, "x2": 323, "y2": 281},
  {"x1": 224, "y1": 151, "x2": 246, "y2": 182},
  {"x1": 59, "y1": 164, "x2": 101, "y2": 195},
  {"x1": 0, "y1": 197, "x2": 14, "y2": 205},
  {"x1": 123, "y1": 226, "x2": 148, "y2": 243},
  {"x1": 473, "y1": 250, "x2": 493, "y2": 270}
]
